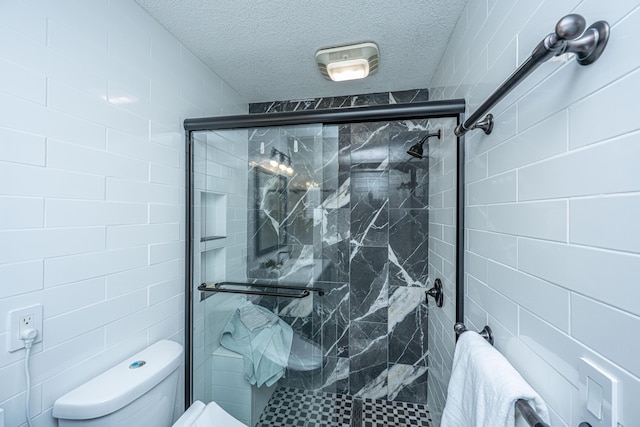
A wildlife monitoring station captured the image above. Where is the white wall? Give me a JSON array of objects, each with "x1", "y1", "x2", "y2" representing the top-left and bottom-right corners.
[
  {"x1": 0, "y1": 1, "x2": 246, "y2": 426},
  {"x1": 429, "y1": 1, "x2": 640, "y2": 426}
]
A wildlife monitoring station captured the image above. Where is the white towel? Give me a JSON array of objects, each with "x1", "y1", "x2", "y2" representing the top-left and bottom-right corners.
[{"x1": 441, "y1": 331, "x2": 550, "y2": 427}]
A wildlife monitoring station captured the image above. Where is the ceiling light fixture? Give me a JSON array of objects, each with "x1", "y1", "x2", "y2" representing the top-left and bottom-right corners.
[{"x1": 316, "y1": 42, "x2": 379, "y2": 82}]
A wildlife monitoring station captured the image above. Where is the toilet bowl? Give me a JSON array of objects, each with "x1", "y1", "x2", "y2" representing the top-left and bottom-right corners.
[{"x1": 52, "y1": 340, "x2": 246, "y2": 427}]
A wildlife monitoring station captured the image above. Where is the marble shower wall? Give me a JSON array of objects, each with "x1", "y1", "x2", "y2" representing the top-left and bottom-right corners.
[{"x1": 248, "y1": 89, "x2": 433, "y2": 404}]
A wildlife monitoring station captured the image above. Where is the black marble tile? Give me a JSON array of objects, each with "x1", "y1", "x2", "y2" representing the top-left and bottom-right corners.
[
  {"x1": 338, "y1": 132, "x2": 351, "y2": 173},
  {"x1": 349, "y1": 246, "x2": 388, "y2": 323},
  {"x1": 389, "y1": 209, "x2": 429, "y2": 287},
  {"x1": 388, "y1": 363, "x2": 428, "y2": 404},
  {"x1": 252, "y1": 289, "x2": 280, "y2": 313},
  {"x1": 283, "y1": 99, "x2": 317, "y2": 111},
  {"x1": 315, "y1": 282, "x2": 348, "y2": 358},
  {"x1": 246, "y1": 89, "x2": 436, "y2": 401},
  {"x1": 351, "y1": 92, "x2": 390, "y2": 106},
  {"x1": 316, "y1": 96, "x2": 352, "y2": 110},
  {"x1": 350, "y1": 171, "x2": 388, "y2": 247},
  {"x1": 281, "y1": 366, "x2": 321, "y2": 391},
  {"x1": 351, "y1": 129, "x2": 389, "y2": 169},
  {"x1": 350, "y1": 120, "x2": 390, "y2": 136},
  {"x1": 273, "y1": 244, "x2": 317, "y2": 286},
  {"x1": 337, "y1": 171, "x2": 350, "y2": 208},
  {"x1": 281, "y1": 210, "x2": 315, "y2": 246},
  {"x1": 389, "y1": 168, "x2": 429, "y2": 209},
  {"x1": 320, "y1": 208, "x2": 349, "y2": 283},
  {"x1": 336, "y1": 288, "x2": 350, "y2": 358},
  {"x1": 389, "y1": 89, "x2": 430, "y2": 104},
  {"x1": 388, "y1": 286, "x2": 427, "y2": 366},
  {"x1": 249, "y1": 101, "x2": 282, "y2": 114},
  {"x1": 280, "y1": 312, "x2": 313, "y2": 338},
  {"x1": 349, "y1": 321, "x2": 388, "y2": 398},
  {"x1": 318, "y1": 356, "x2": 350, "y2": 394}
]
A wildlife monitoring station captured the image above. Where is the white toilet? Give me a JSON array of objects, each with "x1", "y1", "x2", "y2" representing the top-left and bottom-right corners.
[{"x1": 52, "y1": 340, "x2": 246, "y2": 427}]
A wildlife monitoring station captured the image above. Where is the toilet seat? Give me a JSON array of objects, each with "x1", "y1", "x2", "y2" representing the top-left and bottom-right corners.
[{"x1": 173, "y1": 401, "x2": 247, "y2": 427}]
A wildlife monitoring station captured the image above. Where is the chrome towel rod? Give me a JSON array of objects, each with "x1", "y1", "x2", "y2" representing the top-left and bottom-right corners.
[
  {"x1": 454, "y1": 14, "x2": 610, "y2": 137},
  {"x1": 454, "y1": 322, "x2": 549, "y2": 427}
]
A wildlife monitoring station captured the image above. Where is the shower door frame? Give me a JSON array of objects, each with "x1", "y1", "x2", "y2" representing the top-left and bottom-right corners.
[{"x1": 183, "y1": 99, "x2": 467, "y2": 407}]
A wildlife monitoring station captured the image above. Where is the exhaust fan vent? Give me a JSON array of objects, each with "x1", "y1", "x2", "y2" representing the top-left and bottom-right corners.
[{"x1": 315, "y1": 42, "x2": 379, "y2": 82}]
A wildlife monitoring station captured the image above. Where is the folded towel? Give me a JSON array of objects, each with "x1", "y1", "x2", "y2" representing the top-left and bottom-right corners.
[
  {"x1": 441, "y1": 331, "x2": 550, "y2": 427},
  {"x1": 239, "y1": 301, "x2": 278, "y2": 331},
  {"x1": 220, "y1": 300, "x2": 293, "y2": 387}
]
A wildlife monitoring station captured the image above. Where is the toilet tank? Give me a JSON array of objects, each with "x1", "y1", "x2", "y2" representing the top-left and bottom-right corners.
[{"x1": 53, "y1": 340, "x2": 183, "y2": 427}]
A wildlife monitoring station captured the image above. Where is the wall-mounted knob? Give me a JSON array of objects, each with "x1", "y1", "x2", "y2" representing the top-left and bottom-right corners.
[{"x1": 426, "y1": 278, "x2": 444, "y2": 307}]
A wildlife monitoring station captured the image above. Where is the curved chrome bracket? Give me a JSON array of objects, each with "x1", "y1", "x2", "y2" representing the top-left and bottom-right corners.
[
  {"x1": 569, "y1": 21, "x2": 610, "y2": 65},
  {"x1": 473, "y1": 113, "x2": 494, "y2": 135},
  {"x1": 542, "y1": 14, "x2": 610, "y2": 65},
  {"x1": 454, "y1": 322, "x2": 494, "y2": 346},
  {"x1": 425, "y1": 278, "x2": 444, "y2": 307}
]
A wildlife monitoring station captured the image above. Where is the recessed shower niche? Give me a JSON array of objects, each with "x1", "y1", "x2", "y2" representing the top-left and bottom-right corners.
[
  {"x1": 201, "y1": 191, "x2": 227, "y2": 241},
  {"x1": 200, "y1": 247, "x2": 225, "y2": 290}
]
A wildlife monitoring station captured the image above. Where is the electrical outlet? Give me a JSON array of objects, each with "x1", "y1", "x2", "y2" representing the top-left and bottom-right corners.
[
  {"x1": 20, "y1": 314, "x2": 34, "y2": 335},
  {"x1": 7, "y1": 304, "x2": 42, "y2": 352}
]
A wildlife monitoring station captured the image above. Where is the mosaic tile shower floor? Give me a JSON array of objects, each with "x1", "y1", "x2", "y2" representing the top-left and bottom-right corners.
[{"x1": 255, "y1": 387, "x2": 433, "y2": 427}]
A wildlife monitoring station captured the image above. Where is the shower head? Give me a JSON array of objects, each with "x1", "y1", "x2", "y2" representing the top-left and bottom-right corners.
[{"x1": 407, "y1": 129, "x2": 441, "y2": 159}]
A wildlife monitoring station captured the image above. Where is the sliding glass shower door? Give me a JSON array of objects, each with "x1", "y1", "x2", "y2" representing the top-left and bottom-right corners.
[{"x1": 186, "y1": 101, "x2": 463, "y2": 426}]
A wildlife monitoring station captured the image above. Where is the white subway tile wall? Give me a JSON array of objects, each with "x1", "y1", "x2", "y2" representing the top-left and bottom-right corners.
[
  {"x1": 426, "y1": 117, "x2": 459, "y2": 423},
  {"x1": 429, "y1": 0, "x2": 640, "y2": 426},
  {"x1": 0, "y1": 1, "x2": 247, "y2": 426}
]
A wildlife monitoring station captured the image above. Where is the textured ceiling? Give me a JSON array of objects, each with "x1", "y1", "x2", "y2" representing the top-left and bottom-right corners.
[{"x1": 134, "y1": 0, "x2": 468, "y2": 103}]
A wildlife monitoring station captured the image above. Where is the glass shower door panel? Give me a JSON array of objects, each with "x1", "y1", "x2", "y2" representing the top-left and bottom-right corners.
[
  {"x1": 191, "y1": 124, "x2": 340, "y2": 426},
  {"x1": 190, "y1": 115, "x2": 457, "y2": 426}
]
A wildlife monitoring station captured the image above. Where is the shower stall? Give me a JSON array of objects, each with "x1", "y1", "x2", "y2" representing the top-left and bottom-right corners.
[{"x1": 185, "y1": 95, "x2": 465, "y2": 426}]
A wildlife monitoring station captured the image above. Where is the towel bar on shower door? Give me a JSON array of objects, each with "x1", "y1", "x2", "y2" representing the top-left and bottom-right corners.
[{"x1": 198, "y1": 281, "x2": 325, "y2": 299}]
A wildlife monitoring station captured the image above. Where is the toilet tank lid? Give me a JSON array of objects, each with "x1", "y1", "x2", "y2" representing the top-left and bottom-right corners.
[{"x1": 52, "y1": 340, "x2": 183, "y2": 420}]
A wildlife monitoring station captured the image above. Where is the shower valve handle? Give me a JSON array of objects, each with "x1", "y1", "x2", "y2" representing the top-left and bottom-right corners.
[{"x1": 425, "y1": 278, "x2": 444, "y2": 308}]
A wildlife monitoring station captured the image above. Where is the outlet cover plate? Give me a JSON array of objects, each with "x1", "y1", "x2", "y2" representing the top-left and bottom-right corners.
[
  {"x1": 7, "y1": 304, "x2": 42, "y2": 352},
  {"x1": 579, "y1": 357, "x2": 618, "y2": 427}
]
